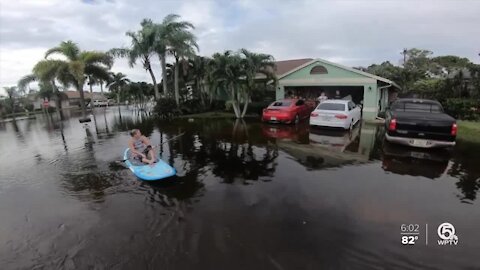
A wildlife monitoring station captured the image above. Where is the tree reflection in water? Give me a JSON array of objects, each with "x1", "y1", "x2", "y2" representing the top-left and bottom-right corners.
[
  {"x1": 448, "y1": 140, "x2": 480, "y2": 203},
  {"x1": 156, "y1": 118, "x2": 279, "y2": 185}
]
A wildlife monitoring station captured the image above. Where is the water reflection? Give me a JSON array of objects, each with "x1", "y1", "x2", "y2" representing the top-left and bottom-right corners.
[
  {"x1": 381, "y1": 142, "x2": 451, "y2": 179},
  {"x1": 449, "y1": 141, "x2": 480, "y2": 203},
  {"x1": 2, "y1": 109, "x2": 480, "y2": 269}
]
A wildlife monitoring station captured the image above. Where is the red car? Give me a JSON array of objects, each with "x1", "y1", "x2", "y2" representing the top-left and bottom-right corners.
[{"x1": 262, "y1": 99, "x2": 313, "y2": 124}]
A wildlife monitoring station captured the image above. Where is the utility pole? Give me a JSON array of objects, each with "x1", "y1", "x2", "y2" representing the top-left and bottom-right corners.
[{"x1": 402, "y1": 48, "x2": 408, "y2": 66}]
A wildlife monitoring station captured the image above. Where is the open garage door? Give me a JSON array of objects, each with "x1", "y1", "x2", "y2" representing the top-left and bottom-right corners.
[{"x1": 284, "y1": 86, "x2": 365, "y2": 105}]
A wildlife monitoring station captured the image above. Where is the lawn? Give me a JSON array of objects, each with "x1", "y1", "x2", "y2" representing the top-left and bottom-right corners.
[
  {"x1": 177, "y1": 111, "x2": 259, "y2": 119},
  {"x1": 457, "y1": 121, "x2": 480, "y2": 143}
]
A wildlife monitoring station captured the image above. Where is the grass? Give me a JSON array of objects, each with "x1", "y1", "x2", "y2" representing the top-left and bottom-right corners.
[
  {"x1": 457, "y1": 120, "x2": 480, "y2": 143},
  {"x1": 177, "y1": 111, "x2": 259, "y2": 119}
]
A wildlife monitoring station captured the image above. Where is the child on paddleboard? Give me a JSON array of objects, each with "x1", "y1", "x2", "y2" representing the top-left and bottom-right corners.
[{"x1": 128, "y1": 129, "x2": 155, "y2": 165}]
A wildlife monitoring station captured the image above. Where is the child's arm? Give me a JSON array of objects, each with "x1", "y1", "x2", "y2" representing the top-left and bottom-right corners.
[
  {"x1": 141, "y1": 136, "x2": 152, "y2": 147},
  {"x1": 129, "y1": 140, "x2": 145, "y2": 157}
]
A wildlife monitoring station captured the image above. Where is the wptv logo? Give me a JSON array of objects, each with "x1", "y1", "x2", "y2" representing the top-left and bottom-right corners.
[{"x1": 437, "y1": 222, "x2": 459, "y2": 246}]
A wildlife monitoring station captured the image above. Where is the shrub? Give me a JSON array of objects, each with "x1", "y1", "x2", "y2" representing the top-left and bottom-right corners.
[
  {"x1": 443, "y1": 98, "x2": 479, "y2": 120},
  {"x1": 209, "y1": 100, "x2": 226, "y2": 111},
  {"x1": 180, "y1": 99, "x2": 204, "y2": 115},
  {"x1": 153, "y1": 98, "x2": 181, "y2": 119},
  {"x1": 246, "y1": 101, "x2": 271, "y2": 115},
  {"x1": 24, "y1": 103, "x2": 34, "y2": 112}
]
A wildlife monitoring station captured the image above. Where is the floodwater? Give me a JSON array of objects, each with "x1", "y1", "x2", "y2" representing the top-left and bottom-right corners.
[{"x1": 0, "y1": 107, "x2": 479, "y2": 270}]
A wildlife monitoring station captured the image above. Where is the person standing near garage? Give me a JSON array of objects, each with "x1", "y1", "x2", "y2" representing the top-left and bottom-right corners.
[
  {"x1": 317, "y1": 92, "x2": 328, "y2": 104},
  {"x1": 334, "y1": 90, "x2": 342, "y2": 99}
]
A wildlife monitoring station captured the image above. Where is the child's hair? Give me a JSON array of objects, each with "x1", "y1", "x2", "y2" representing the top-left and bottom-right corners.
[{"x1": 130, "y1": 129, "x2": 139, "y2": 137}]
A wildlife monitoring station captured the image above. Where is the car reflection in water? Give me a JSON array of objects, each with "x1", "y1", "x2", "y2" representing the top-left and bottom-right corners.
[
  {"x1": 381, "y1": 140, "x2": 451, "y2": 179},
  {"x1": 272, "y1": 123, "x2": 383, "y2": 170},
  {"x1": 261, "y1": 121, "x2": 310, "y2": 144},
  {"x1": 309, "y1": 124, "x2": 361, "y2": 152}
]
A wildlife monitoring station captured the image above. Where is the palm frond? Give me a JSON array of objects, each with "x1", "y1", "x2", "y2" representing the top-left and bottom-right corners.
[
  {"x1": 162, "y1": 14, "x2": 181, "y2": 24},
  {"x1": 80, "y1": 51, "x2": 113, "y2": 68},
  {"x1": 33, "y1": 59, "x2": 68, "y2": 81},
  {"x1": 84, "y1": 65, "x2": 111, "y2": 82},
  {"x1": 17, "y1": 74, "x2": 37, "y2": 92},
  {"x1": 45, "y1": 41, "x2": 80, "y2": 60},
  {"x1": 68, "y1": 61, "x2": 86, "y2": 83}
]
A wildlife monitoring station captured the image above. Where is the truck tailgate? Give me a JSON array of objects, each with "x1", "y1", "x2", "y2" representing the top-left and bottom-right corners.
[{"x1": 390, "y1": 112, "x2": 455, "y2": 142}]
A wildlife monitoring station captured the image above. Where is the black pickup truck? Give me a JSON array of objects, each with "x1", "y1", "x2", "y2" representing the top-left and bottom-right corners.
[{"x1": 385, "y1": 99, "x2": 457, "y2": 148}]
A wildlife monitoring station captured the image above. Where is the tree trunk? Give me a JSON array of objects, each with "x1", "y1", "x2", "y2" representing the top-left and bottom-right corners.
[
  {"x1": 241, "y1": 93, "x2": 249, "y2": 118},
  {"x1": 51, "y1": 80, "x2": 64, "y2": 120},
  {"x1": 198, "y1": 79, "x2": 205, "y2": 109},
  {"x1": 89, "y1": 76, "x2": 93, "y2": 94},
  {"x1": 174, "y1": 57, "x2": 180, "y2": 107},
  {"x1": 117, "y1": 91, "x2": 121, "y2": 115},
  {"x1": 146, "y1": 60, "x2": 159, "y2": 100},
  {"x1": 208, "y1": 84, "x2": 214, "y2": 108},
  {"x1": 77, "y1": 83, "x2": 88, "y2": 119},
  {"x1": 100, "y1": 82, "x2": 104, "y2": 94},
  {"x1": 160, "y1": 54, "x2": 168, "y2": 96},
  {"x1": 230, "y1": 85, "x2": 240, "y2": 118}
]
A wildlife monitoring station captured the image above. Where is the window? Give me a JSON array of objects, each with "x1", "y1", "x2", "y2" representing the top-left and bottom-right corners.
[
  {"x1": 295, "y1": 100, "x2": 305, "y2": 106},
  {"x1": 310, "y1": 65, "x2": 328, "y2": 74},
  {"x1": 392, "y1": 102, "x2": 443, "y2": 113},
  {"x1": 317, "y1": 103, "x2": 345, "y2": 111},
  {"x1": 271, "y1": 100, "x2": 292, "y2": 107}
]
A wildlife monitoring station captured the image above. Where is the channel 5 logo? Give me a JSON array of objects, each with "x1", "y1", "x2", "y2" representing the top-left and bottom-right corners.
[{"x1": 437, "y1": 223, "x2": 459, "y2": 246}]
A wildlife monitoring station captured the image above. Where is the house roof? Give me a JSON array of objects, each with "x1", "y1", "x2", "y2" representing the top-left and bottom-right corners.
[
  {"x1": 255, "y1": 58, "x2": 313, "y2": 80},
  {"x1": 274, "y1": 58, "x2": 313, "y2": 76},
  {"x1": 277, "y1": 58, "x2": 401, "y2": 89}
]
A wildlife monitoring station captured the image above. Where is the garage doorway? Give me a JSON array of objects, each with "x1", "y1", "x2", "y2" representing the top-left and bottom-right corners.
[{"x1": 284, "y1": 86, "x2": 365, "y2": 105}]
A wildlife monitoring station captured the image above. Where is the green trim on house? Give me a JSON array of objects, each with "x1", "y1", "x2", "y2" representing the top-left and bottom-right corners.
[{"x1": 274, "y1": 58, "x2": 400, "y2": 121}]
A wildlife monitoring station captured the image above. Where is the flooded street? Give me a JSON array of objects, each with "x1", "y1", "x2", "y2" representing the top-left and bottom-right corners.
[{"x1": 1, "y1": 107, "x2": 479, "y2": 269}]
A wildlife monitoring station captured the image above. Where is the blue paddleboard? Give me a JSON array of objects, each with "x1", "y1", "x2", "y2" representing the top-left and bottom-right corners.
[{"x1": 123, "y1": 148, "x2": 176, "y2": 181}]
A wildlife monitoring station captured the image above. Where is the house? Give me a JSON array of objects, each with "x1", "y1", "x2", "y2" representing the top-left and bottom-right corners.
[
  {"x1": 270, "y1": 58, "x2": 401, "y2": 121},
  {"x1": 64, "y1": 91, "x2": 107, "y2": 107},
  {"x1": 29, "y1": 90, "x2": 107, "y2": 109}
]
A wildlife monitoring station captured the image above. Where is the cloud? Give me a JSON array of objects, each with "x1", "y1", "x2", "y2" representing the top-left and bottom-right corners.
[{"x1": 1, "y1": 0, "x2": 480, "y2": 94}]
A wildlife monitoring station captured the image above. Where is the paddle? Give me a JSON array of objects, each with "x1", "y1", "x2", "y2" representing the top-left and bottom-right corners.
[{"x1": 115, "y1": 132, "x2": 186, "y2": 164}]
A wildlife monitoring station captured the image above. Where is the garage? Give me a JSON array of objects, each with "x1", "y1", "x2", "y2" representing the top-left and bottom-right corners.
[{"x1": 272, "y1": 58, "x2": 400, "y2": 121}]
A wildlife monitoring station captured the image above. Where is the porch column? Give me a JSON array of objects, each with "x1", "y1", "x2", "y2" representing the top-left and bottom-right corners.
[
  {"x1": 276, "y1": 85, "x2": 285, "y2": 100},
  {"x1": 362, "y1": 83, "x2": 378, "y2": 121}
]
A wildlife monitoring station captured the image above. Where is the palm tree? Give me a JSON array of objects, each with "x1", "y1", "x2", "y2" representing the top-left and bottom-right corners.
[
  {"x1": 209, "y1": 51, "x2": 244, "y2": 118},
  {"x1": 152, "y1": 14, "x2": 196, "y2": 98},
  {"x1": 33, "y1": 41, "x2": 112, "y2": 121},
  {"x1": 37, "y1": 81, "x2": 54, "y2": 102},
  {"x1": 240, "y1": 49, "x2": 276, "y2": 117},
  {"x1": 110, "y1": 21, "x2": 159, "y2": 99},
  {"x1": 168, "y1": 28, "x2": 198, "y2": 106},
  {"x1": 107, "y1": 72, "x2": 130, "y2": 106},
  {"x1": 4, "y1": 86, "x2": 18, "y2": 118},
  {"x1": 18, "y1": 74, "x2": 67, "y2": 117},
  {"x1": 188, "y1": 56, "x2": 211, "y2": 107}
]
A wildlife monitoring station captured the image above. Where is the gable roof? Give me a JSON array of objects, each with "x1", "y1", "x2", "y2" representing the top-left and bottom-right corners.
[
  {"x1": 278, "y1": 58, "x2": 401, "y2": 89},
  {"x1": 274, "y1": 58, "x2": 313, "y2": 77}
]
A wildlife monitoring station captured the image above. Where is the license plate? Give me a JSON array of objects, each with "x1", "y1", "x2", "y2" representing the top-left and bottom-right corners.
[
  {"x1": 270, "y1": 117, "x2": 277, "y2": 121},
  {"x1": 412, "y1": 139, "x2": 428, "y2": 147},
  {"x1": 411, "y1": 152, "x2": 428, "y2": 159},
  {"x1": 321, "y1": 115, "x2": 332, "y2": 121}
]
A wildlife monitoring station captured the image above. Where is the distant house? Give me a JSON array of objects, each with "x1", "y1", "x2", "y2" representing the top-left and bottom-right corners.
[
  {"x1": 29, "y1": 90, "x2": 107, "y2": 109},
  {"x1": 65, "y1": 91, "x2": 107, "y2": 107}
]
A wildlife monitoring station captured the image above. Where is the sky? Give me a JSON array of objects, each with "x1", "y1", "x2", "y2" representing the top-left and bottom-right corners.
[{"x1": 1, "y1": 0, "x2": 480, "y2": 95}]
